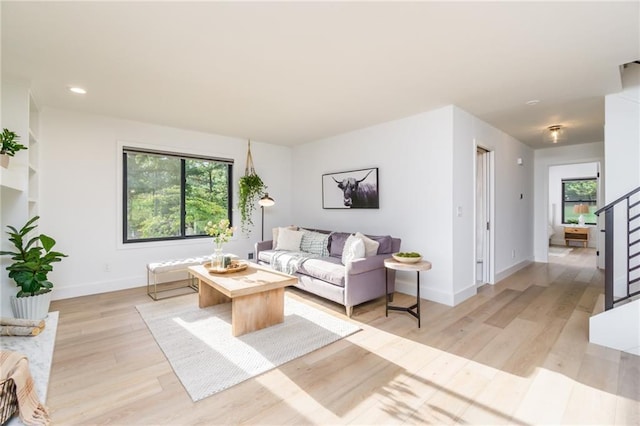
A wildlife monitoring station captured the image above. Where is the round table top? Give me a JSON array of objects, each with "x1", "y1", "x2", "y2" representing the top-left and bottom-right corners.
[{"x1": 384, "y1": 258, "x2": 432, "y2": 272}]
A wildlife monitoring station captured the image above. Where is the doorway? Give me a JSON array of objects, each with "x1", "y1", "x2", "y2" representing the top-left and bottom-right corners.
[
  {"x1": 547, "y1": 162, "x2": 600, "y2": 267},
  {"x1": 476, "y1": 147, "x2": 494, "y2": 285}
]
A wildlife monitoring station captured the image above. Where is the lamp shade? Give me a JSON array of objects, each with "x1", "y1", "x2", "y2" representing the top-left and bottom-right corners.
[
  {"x1": 573, "y1": 204, "x2": 590, "y2": 214},
  {"x1": 258, "y1": 193, "x2": 275, "y2": 207}
]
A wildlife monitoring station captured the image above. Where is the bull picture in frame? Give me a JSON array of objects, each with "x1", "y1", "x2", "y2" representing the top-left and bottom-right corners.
[{"x1": 322, "y1": 167, "x2": 379, "y2": 209}]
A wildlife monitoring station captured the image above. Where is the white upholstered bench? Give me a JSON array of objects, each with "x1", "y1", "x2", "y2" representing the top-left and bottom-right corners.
[{"x1": 147, "y1": 255, "x2": 211, "y2": 300}]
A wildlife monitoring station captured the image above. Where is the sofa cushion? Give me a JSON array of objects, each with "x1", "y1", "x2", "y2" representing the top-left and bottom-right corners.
[
  {"x1": 342, "y1": 235, "x2": 365, "y2": 265},
  {"x1": 300, "y1": 230, "x2": 330, "y2": 257},
  {"x1": 367, "y1": 234, "x2": 394, "y2": 254},
  {"x1": 355, "y1": 232, "x2": 380, "y2": 257},
  {"x1": 272, "y1": 226, "x2": 298, "y2": 247},
  {"x1": 329, "y1": 232, "x2": 351, "y2": 258},
  {"x1": 275, "y1": 228, "x2": 304, "y2": 251},
  {"x1": 297, "y1": 256, "x2": 345, "y2": 287}
]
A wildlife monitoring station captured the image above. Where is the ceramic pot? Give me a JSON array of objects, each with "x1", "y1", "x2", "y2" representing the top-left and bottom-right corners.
[
  {"x1": 10, "y1": 291, "x2": 52, "y2": 320},
  {"x1": 0, "y1": 154, "x2": 9, "y2": 169}
]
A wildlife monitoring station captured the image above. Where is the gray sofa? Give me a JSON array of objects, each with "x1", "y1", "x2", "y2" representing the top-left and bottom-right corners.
[{"x1": 254, "y1": 228, "x2": 401, "y2": 317}]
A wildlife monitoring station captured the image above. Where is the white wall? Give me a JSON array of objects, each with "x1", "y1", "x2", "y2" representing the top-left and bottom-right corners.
[
  {"x1": 460, "y1": 108, "x2": 534, "y2": 286},
  {"x1": 38, "y1": 108, "x2": 293, "y2": 300},
  {"x1": 604, "y1": 63, "x2": 640, "y2": 297},
  {"x1": 292, "y1": 105, "x2": 534, "y2": 306},
  {"x1": 533, "y1": 142, "x2": 605, "y2": 263},
  {"x1": 548, "y1": 162, "x2": 599, "y2": 247},
  {"x1": 605, "y1": 64, "x2": 640, "y2": 201}
]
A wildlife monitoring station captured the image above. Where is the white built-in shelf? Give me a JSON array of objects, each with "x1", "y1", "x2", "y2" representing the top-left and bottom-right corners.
[{"x1": 28, "y1": 128, "x2": 39, "y2": 144}]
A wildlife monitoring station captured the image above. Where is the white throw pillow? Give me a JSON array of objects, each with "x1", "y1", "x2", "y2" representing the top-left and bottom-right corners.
[
  {"x1": 355, "y1": 232, "x2": 380, "y2": 257},
  {"x1": 272, "y1": 225, "x2": 298, "y2": 246},
  {"x1": 275, "y1": 228, "x2": 304, "y2": 251},
  {"x1": 341, "y1": 235, "x2": 366, "y2": 265}
]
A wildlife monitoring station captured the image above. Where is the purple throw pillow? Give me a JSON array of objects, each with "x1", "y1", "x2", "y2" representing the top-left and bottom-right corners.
[
  {"x1": 366, "y1": 234, "x2": 393, "y2": 254},
  {"x1": 329, "y1": 232, "x2": 351, "y2": 258}
]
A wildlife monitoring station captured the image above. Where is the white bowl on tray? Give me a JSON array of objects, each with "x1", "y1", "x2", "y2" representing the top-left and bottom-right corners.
[{"x1": 392, "y1": 253, "x2": 423, "y2": 264}]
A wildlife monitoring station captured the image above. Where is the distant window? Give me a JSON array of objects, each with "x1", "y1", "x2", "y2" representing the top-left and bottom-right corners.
[
  {"x1": 123, "y1": 148, "x2": 233, "y2": 243},
  {"x1": 562, "y1": 178, "x2": 597, "y2": 225}
]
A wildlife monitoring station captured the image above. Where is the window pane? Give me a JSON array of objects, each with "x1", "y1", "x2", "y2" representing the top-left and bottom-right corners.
[
  {"x1": 562, "y1": 178, "x2": 597, "y2": 225},
  {"x1": 564, "y1": 201, "x2": 597, "y2": 224},
  {"x1": 126, "y1": 152, "x2": 181, "y2": 240},
  {"x1": 185, "y1": 159, "x2": 230, "y2": 236}
]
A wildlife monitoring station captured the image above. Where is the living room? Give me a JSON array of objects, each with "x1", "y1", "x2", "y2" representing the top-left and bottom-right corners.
[{"x1": 1, "y1": 2, "x2": 639, "y2": 425}]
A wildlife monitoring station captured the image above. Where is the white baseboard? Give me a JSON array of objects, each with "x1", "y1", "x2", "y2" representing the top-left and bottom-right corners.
[
  {"x1": 495, "y1": 259, "x2": 533, "y2": 283},
  {"x1": 453, "y1": 283, "x2": 477, "y2": 305},
  {"x1": 51, "y1": 276, "x2": 145, "y2": 300}
]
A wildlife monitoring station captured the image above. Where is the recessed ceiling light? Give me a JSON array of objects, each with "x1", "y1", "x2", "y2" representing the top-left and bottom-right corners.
[
  {"x1": 69, "y1": 87, "x2": 87, "y2": 94},
  {"x1": 525, "y1": 99, "x2": 540, "y2": 106}
]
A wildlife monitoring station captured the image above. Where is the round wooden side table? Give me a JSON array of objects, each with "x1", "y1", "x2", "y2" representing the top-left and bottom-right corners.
[{"x1": 384, "y1": 258, "x2": 432, "y2": 327}]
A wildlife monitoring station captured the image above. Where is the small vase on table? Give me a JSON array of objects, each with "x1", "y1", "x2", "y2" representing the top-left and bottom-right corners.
[{"x1": 212, "y1": 246, "x2": 225, "y2": 271}]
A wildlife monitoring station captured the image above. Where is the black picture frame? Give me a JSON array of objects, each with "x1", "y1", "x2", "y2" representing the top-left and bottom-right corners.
[{"x1": 322, "y1": 167, "x2": 379, "y2": 209}]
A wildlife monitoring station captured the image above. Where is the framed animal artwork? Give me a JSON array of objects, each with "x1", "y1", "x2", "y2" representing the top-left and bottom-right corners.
[{"x1": 322, "y1": 167, "x2": 379, "y2": 209}]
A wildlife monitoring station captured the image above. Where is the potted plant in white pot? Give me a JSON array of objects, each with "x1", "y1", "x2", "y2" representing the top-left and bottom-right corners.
[
  {"x1": 0, "y1": 128, "x2": 27, "y2": 168},
  {"x1": 0, "y1": 216, "x2": 67, "y2": 319}
]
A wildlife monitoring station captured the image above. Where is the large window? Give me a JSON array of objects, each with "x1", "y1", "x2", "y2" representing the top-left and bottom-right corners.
[
  {"x1": 123, "y1": 148, "x2": 233, "y2": 243},
  {"x1": 562, "y1": 178, "x2": 597, "y2": 225}
]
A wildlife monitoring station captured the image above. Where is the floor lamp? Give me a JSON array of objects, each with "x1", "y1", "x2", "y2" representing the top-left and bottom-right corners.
[{"x1": 258, "y1": 193, "x2": 275, "y2": 241}]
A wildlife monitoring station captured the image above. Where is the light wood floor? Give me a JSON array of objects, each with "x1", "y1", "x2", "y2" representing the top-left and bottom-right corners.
[{"x1": 48, "y1": 248, "x2": 639, "y2": 425}]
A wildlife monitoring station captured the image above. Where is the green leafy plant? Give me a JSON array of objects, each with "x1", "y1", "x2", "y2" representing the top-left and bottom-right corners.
[
  {"x1": 0, "y1": 216, "x2": 68, "y2": 297},
  {"x1": 238, "y1": 173, "x2": 266, "y2": 234},
  {"x1": 0, "y1": 128, "x2": 27, "y2": 157}
]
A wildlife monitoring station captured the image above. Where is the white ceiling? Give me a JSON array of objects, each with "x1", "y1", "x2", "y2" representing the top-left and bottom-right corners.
[{"x1": 2, "y1": 2, "x2": 639, "y2": 148}]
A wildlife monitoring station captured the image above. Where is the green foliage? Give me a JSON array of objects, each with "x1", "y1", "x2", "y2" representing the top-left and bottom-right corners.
[
  {"x1": 125, "y1": 153, "x2": 230, "y2": 239},
  {"x1": 0, "y1": 216, "x2": 68, "y2": 297},
  {"x1": 564, "y1": 180, "x2": 597, "y2": 201},
  {"x1": 0, "y1": 128, "x2": 27, "y2": 157},
  {"x1": 238, "y1": 173, "x2": 266, "y2": 234}
]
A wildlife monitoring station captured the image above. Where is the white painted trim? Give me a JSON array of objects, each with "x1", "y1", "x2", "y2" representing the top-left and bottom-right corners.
[
  {"x1": 453, "y1": 283, "x2": 477, "y2": 305},
  {"x1": 51, "y1": 276, "x2": 145, "y2": 300},
  {"x1": 495, "y1": 258, "x2": 533, "y2": 283}
]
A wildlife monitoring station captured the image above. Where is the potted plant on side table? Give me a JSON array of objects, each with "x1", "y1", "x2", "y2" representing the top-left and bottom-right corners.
[
  {"x1": 0, "y1": 216, "x2": 68, "y2": 319},
  {"x1": 0, "y1": 128, "x2": 28, "y2": 168}
]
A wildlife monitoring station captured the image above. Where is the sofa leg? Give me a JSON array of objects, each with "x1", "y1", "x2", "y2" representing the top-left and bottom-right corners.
[
  {"x1": 387, "y1": 293, "x2": 394, "y2": 302},
  {"x1": 346, "y1": 306, "x2": 353, "y2": 317}
]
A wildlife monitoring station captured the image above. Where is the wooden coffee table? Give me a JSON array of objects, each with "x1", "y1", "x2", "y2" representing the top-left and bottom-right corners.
[{"x1": 188, "y1": 263, "x2": 298, "y2": 336}]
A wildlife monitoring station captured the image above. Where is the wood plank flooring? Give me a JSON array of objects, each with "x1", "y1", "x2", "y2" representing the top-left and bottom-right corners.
[{"x1": 48, "y1": 247, "x2": 639, "y2": 425}]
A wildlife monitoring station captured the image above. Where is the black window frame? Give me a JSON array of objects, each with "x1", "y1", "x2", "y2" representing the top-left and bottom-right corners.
[
  {"x1": 561, "y1": 177, "x2": 597, "y2": 225},
  {"x1": 123, "y1": 147, "x2": 233, "y2": 243}
]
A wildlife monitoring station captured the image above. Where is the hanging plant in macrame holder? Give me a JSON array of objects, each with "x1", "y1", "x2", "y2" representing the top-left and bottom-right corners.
[{"x1": 238, "y1": 140, "x2": 267, "y2": 235}]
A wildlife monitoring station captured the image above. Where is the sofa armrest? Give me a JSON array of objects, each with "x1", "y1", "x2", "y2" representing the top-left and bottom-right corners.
[
  {"x1": 254, "y1": 240, "x2": 274, "y2": 261},
  {"x1": 346, "y1": 254, "x2": 389, "y2": 275}
]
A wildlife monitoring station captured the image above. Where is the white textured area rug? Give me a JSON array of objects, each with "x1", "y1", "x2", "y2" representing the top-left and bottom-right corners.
[
  {"x1": 549, "y1": 246, "x2": 573, "y2": 257},
  {"x1": 136, "y1": 294, "x2": 360, "y2": 402}
]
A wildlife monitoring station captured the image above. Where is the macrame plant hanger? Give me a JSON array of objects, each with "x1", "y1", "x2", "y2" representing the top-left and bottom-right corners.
[{"x1": 245, "y1": 139, "x2": 256, "y2": 176}]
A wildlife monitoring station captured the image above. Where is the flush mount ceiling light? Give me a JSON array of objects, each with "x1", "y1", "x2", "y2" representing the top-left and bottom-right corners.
[
  {"x1": 525, "y1": 99, "x2": 540, "y2": 106},
  {"x1": 69, "y1": 87, "x2": 87, "y2": 94},
  {"x1": 544, "y1": 124, "x2": 566, "y2": 144}
]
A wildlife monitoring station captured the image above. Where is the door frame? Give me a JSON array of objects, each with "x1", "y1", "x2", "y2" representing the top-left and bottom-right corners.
[{"x1": 475, "y1": 145, "x2": 496, "y2": 285}]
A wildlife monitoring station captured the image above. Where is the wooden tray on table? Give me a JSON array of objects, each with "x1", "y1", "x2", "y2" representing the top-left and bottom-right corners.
[{"x1": 205, "y1": 261, "x2": 249, "y2": 274}]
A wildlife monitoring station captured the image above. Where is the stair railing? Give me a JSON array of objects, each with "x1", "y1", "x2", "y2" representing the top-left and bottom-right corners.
[{"x1": 595, "y1": 185, "x2": 640, "y2": 310}]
